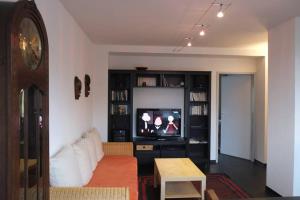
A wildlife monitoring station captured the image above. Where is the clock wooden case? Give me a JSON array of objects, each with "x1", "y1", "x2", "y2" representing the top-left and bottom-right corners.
[{"x1": 0, "y1": 1, "x2": 49, "y2": 200}]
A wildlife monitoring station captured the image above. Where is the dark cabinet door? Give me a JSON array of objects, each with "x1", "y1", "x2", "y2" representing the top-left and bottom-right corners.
[{"x1": 19, "y1": 87, "x2": 46, "y2": 200}]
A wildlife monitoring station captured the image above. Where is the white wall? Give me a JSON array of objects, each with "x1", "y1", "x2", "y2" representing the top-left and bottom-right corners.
[
  {"x1": 109, "y1": 53, "x2": 260, "y2": 161},
  {"x1": 255, "y1": 57, "x2": 267, "y2": 163},
  {"x1": 293, "y1": 17, "x2": 300, "y2": 196},
  {"x1": 267, "y1": 17, "x2": 300, "y2": 196},
  {"x1": 35, "y1": 0, "x2": 99, "y2": 156},
  {"x1": 109, "y1": 54, "x2": 259, "y2": 71},
  {"x1": 91, "y1": 48, "x2": 109, "y2": 141},
  {"x1": 133, "y1": 88, "x2": 185, "y2": 137}
]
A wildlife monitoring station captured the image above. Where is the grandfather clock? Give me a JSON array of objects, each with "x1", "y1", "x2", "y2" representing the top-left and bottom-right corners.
[{"x1": 0, "y1": 1, "x2": 49, "y2": 200}]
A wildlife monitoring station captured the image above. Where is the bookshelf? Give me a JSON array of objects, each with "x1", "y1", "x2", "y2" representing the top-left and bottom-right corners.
[
  {"x1": 108, "y1": 70, "x2": 211, "y2": 168},
  {"x1": 186, "y1": 72, "x2": 211, "y2": 167},
  {"x1": 108, "y1": 71, "x2": 132, "y2": 142}
]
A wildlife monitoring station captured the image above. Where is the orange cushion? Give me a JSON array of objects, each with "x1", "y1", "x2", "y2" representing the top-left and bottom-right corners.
[{"x1": 85, "y1": 155, "x2": 138, "y2": 200}]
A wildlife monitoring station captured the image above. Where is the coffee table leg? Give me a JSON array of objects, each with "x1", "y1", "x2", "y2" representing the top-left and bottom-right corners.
[
  {"x1": 201, "y1": 179, "x2": 206, "y2": 200},
  {"x1": 160, "y1": 181, "x2": 165, "y2": 200}
]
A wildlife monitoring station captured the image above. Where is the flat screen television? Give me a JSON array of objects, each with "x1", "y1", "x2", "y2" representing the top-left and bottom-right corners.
[{"x1": 136, "y1": 108, "x2": 181, "y2": 138}]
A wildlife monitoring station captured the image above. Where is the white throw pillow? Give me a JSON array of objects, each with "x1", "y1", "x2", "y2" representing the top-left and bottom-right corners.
[
  {"x1": 72, "y1": 139, "x2": 93, "y2": 185},
  {"x1": 50, "y1": 145, "x2": 83, "y2": 187},
  {"x1": 83, "y1": 131, "x2": 100, "y2": 161},
  {"x1": 89, "y1": 128, "x2": 104, "y2": 161},
  {"x1": 84, "y1": 137, "x2": 97, "y2": 170}
]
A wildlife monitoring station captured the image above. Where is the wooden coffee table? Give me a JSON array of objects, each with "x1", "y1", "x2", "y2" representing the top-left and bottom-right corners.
[{"x1": 154, "y1": 158, "x2": 206, "y2": 200}]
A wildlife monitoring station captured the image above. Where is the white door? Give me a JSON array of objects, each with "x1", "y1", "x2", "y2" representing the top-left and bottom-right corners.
[{"x1": 220, "y1": 74, "x2": 253, "y2": 160}]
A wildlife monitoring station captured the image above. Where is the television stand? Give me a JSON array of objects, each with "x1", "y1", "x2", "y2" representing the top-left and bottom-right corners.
[{"x1": 133, "y1": 137, "x2": 187, "y2": 166}]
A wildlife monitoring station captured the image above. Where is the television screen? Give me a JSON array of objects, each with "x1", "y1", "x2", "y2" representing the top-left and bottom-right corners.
[{"x1": 136, "y1": 108, "x2": 181, "y2": 137}]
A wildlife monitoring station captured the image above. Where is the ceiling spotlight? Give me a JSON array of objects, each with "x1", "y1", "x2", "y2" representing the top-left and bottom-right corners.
[
  {"x1": 185, "y1": 37, "x2": 192, "y2": 47},
  {"x1": 217, "y1": 11, "x2": 224, "y2": 18},
  {"x1": 198, "y1": 24, "x2": 206, "y2": 36},
  {"x1": 199, "y1": 30, "x2": 205, "y2": 36},
  {"x1": 217, "y1": 4, "x2": 224, "y2": 18}
]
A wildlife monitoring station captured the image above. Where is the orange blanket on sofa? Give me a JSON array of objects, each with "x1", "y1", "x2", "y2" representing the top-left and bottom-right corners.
[{"x1": 85, "y1": 155, "x2": 138, "y2": 200}]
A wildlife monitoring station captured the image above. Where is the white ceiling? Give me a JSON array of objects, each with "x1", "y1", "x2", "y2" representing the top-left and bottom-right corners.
[{"x1": 59, "y1": 0, "x2": 300, "y2": 48}]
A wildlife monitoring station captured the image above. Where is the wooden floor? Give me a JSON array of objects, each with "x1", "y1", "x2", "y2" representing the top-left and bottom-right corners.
[
  {"x1": 138, "y1": 154, "x2": 280, "y2": 198},
  {"x1": 207, "y1": 154, "x2": 280, "y2": 198}
]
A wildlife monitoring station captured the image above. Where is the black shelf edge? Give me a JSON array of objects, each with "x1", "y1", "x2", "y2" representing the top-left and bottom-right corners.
[
  {"x1": 134, "y1": 86, "x2": 184, "y2": 89},
  {"x1": 189, "y1": 101, "x2": 209, "y2": 104},
  {"x1": 111, "y1": 88, "x2": 130, "y2": 90},
  {"x1": 110, "y1": 114, "x2": 131, "y2": 116},
  {"x1": 135, "y1": 86, "x2": 158, "y2": 88},
  {"x1": 190, "y1": 86, "x2": 208, "y2": 90},
  {"x1": 111, "y1": 101, "x2": 130, "y2": 104},
  {"x1": 189, "y1": 142, "x2": 209, "y2": 145},
  {"x1": 189, "y1": 153, "x2": 209, "y2": 158},
  {"x1": 190, "y1": 126, "x2": 208, "y2": 129}
]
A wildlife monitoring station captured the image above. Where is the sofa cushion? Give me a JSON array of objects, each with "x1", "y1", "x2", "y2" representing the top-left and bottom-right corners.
[
  {"x1": 84, "y1": 137, "x2": 98, "y2": 170},
  {"x1": 90, "y1": 128, "x2": 104, "y2": 161},
  {"x1": 50, "y1": 145, "x2": 83, "y2": 186},
  {"x1": 85, "y1": 155, "x2": 138, "y2": 200},
  {"x1": 72, "y1": 139, "x2": 93, "y2": 185},
  {"x1": 84, "y1": 129, "x2": 103, "y2": 161}
]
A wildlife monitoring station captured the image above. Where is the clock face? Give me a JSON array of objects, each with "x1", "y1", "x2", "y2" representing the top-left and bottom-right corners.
[{"x1": 19, "y1": 18, "x2": 42, "y2": 70}]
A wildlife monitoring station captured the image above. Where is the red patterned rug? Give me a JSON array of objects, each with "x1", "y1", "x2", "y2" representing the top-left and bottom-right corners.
[{"x1": 139, "y1": 174, "x2": 250, "y2": 200}]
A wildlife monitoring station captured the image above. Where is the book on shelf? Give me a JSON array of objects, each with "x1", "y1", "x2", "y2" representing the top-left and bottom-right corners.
[
  {"x1": 190, "y1": 92, "x2": 207, "y2": 101},
  {"x1": 111, "y1": 104, "x2": 129, "y2": 115},
  {"x1": 190, "y1": 104, "x2": 208, "y2": 116},
  {"x1": 111, "y1": 90, "x2": 128, "y2": 101}
]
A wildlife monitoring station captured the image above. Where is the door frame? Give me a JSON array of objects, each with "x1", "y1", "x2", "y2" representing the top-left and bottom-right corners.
[{"x1": 216, "y1": 72, "x2": 255, "y2": 162}]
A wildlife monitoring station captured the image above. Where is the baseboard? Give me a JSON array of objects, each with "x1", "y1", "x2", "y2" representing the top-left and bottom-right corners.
[
  {"x1": 210, "y1": 160, "x2": 217, "y2": 164},
  {"x1": 220, "y1": 153, "x2": 250, "y2": 161},
  {"x1": 265, "y1": 186, "x2": 281, "y2": 197},
  {"x1": 254, "y1": 159, "x2": 267, "y2": 167}
]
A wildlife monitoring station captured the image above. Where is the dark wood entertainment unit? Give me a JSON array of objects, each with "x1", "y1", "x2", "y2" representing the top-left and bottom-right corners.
[
  {"x1": 134, "y1": 138, "x2": 187, "y2": 165},
  {"x1": 108, "y1": 69, "x2": 211, "y2": 167}
]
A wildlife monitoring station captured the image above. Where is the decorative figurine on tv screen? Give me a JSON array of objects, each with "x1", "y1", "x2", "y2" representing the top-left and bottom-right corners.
[
  {"x1": 154, "y1": 116, "x2": 163, "y2": 131},
  {"x1": 141, "y1": 112, "x2": 151, "y2": 133},
  {"x1": 164, "y1": 115, "x2": 178, "y2": 135}
]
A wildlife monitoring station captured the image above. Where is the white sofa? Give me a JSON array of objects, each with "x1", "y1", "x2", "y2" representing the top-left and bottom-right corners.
[
  {"x1": 50, "y1": 128, "x2": 103, "y2": 187},
  {"x1": 49, "y1": 128, "x2": 135, "y2": 200}
]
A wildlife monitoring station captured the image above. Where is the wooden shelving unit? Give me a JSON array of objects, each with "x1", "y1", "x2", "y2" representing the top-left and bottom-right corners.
[
  {"x1": 108, "y1": 71, "x2": 133, "y2": 142},
  {"x1": 186, "y1": 72, "x2": 211, "y2": 167},
  {"x1": 108, "y1": 70, "x2": 211, "y2": 168},
  {"x1": 135, "y1": 71, "x2": 185, "y2": 88}
]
